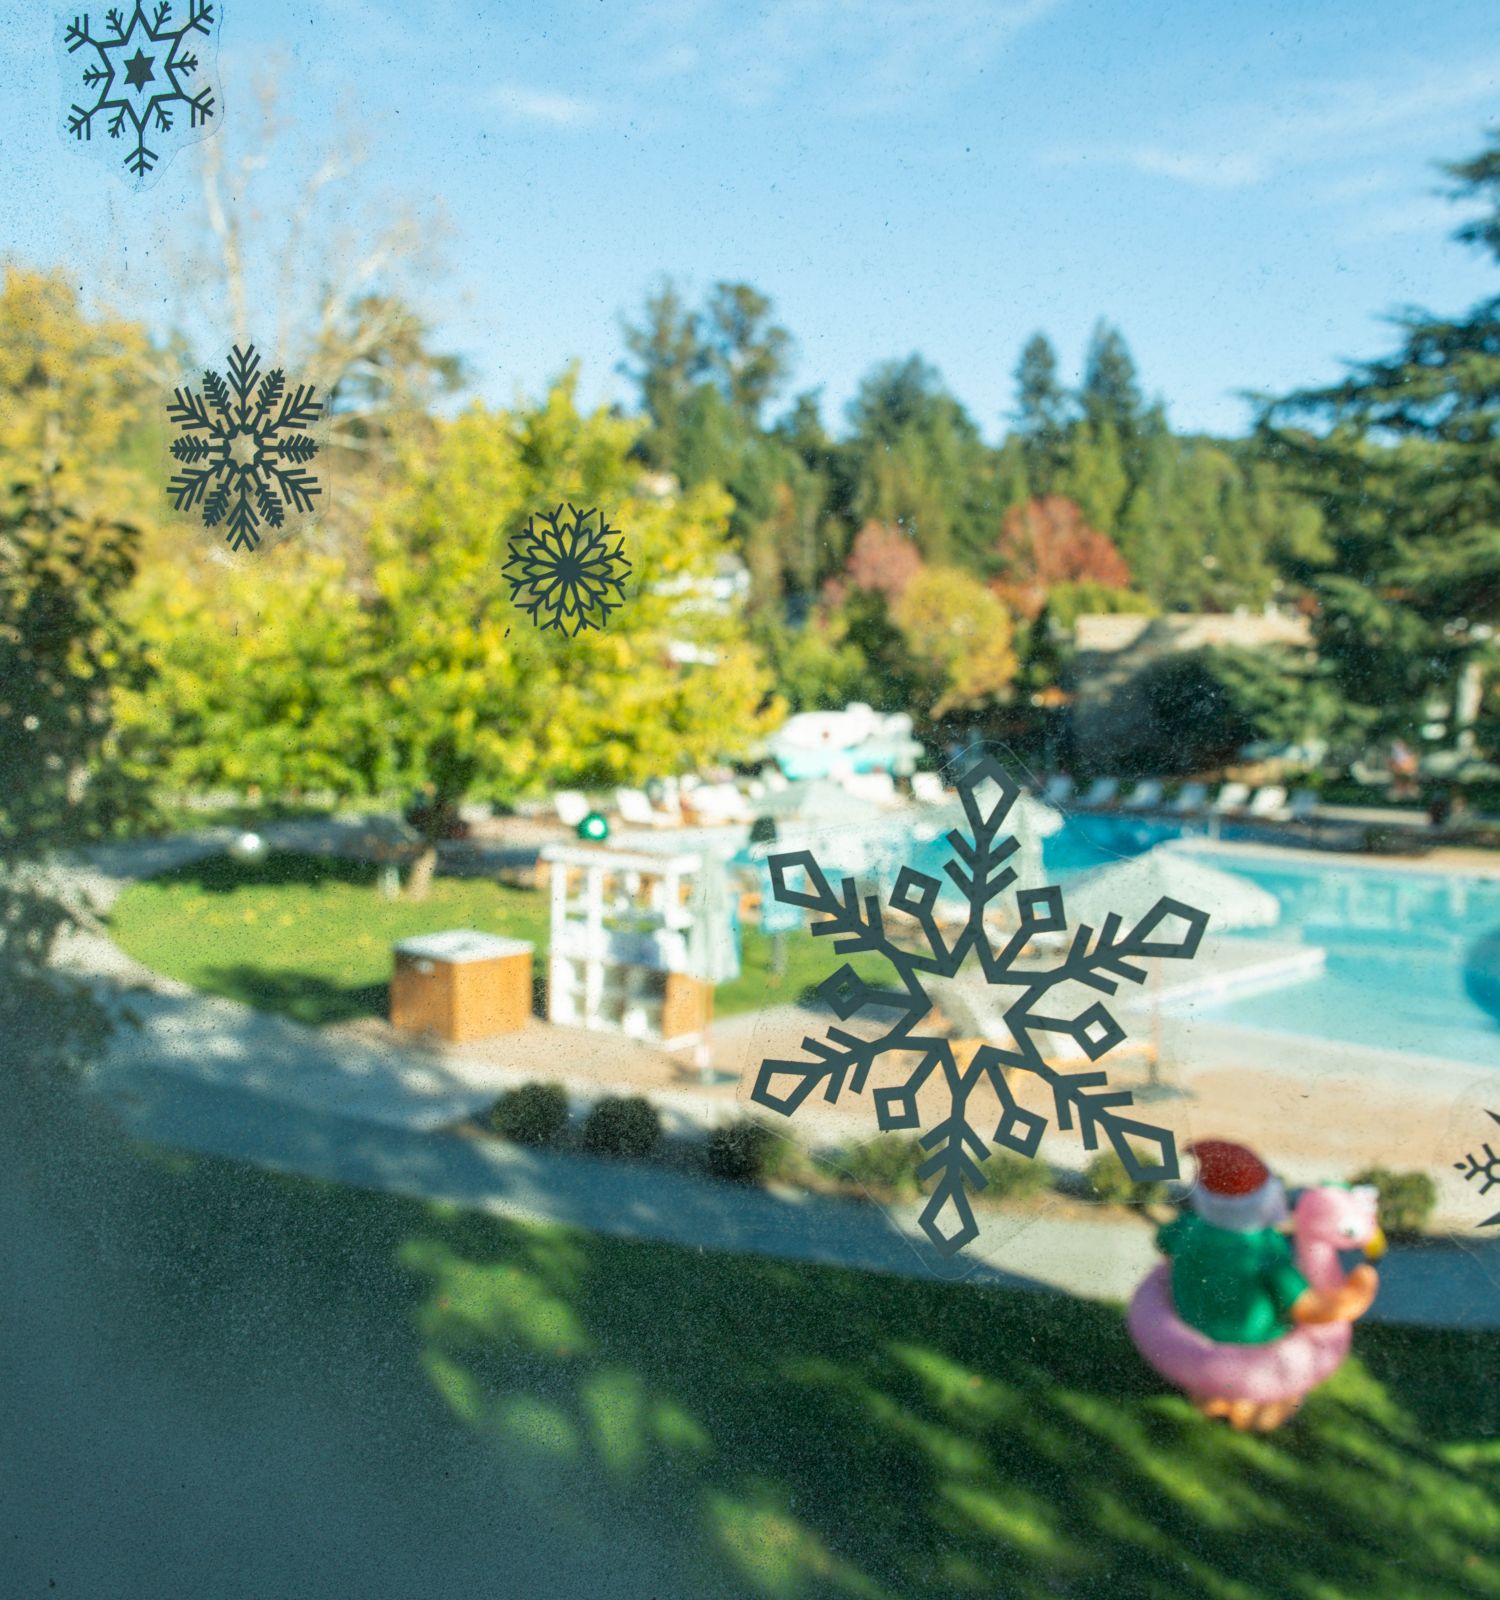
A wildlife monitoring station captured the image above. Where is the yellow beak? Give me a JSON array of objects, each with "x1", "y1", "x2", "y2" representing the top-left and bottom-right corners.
[{"x1": 1365, "y1": 1225, "x2": 1388, "y2": 1261}]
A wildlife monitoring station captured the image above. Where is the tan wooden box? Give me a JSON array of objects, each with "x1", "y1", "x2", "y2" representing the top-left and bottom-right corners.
[
  {"x1": 390, "y1": 931, "x2": 534, "y2": 1044},
  {"x1": 662, "y1": 972, "x2": 714, "y2": 1046}
]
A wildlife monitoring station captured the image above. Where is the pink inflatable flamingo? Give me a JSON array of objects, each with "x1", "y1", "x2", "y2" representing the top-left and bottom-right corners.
[{"x1": 1128, "y1": 1184, "x2": 1384, "y2": 1431}]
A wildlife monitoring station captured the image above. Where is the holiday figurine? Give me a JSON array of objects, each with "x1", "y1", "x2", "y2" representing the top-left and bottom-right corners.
[{"x1": 1127, "y1": 1139, "x2": 1384, "y2": 1432}]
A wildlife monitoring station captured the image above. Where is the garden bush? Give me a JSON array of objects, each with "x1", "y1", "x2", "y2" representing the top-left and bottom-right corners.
[
  {"x1": 705, "y1": 1119, "x2": 780, "y2": 1182},
  {"x1": 977, "y1": 1149, "x2": 1052, "y2": 1202},
  {"x1": 1082, "y1": 1148, "x2": 1168, "y2": 1209},
  {"x1": 1350, "y1": 1167, "x2": 1438, "y2": 1237},
  {"x1": 838, "y1": 1135, "x2": 926, "y2": 1198},
  {"x1": 580, "y1": 1095, "x2": 662, "y2": 1159},
  {"x1": 487, "y1": 1081, "x2": 570, "y2": 1146}
]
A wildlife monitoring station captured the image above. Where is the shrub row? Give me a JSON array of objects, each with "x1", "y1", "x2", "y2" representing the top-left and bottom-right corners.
[{"x1": 482, "y1": 1086, "x2": 1440, "y2": 1233}]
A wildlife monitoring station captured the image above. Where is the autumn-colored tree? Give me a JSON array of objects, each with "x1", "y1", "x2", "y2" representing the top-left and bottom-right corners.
[
  {"x1": 824, "y1": 520, "x2": 924, "y2": 607},
  {"x1": 993, "y1": 495, "x2": 1132, "y2": 618},
  {"x1": 890, "y1": 568, "x2": 1018, "y2": 720}
]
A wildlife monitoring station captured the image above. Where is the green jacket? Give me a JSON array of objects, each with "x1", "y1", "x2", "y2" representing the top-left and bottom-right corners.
[{"x1": 1156, "y1": 1213, "x2": 1309, "y2": 1345}]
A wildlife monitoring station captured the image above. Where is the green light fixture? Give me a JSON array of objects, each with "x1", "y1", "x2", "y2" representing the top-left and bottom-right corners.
[{"x1": 577, "y1": 810, "x2": 610, "y2": 842}]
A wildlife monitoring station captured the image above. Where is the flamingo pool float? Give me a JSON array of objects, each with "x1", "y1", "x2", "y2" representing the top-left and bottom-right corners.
[{"x1": 1128, "y1": 1183, "x2": 1384, "y2": 1431}]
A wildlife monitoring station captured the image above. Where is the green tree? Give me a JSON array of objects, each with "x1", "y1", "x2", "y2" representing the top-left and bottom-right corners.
[
  {"x1": 1012, "y1": 332, "x2": 1071, "y2": 493},
  {"x1": 1263, "y1": 129, "x2": 1500, "y2": 743},
  {"x1": 1060, "y1": 420, "x2": 1129, "y2": 535},
  {"x1": 702, "y1": 282, "x2": 794, "y2": 426},
  {"x1": 619, "y1": 278, "x2": 708, "y2": 469},
  {"x1": 890, "y1": 567, "x2": 1018, "y2": 722},
  {"x1": 120, "y1": 376, "x2": 777, "y2": 894},
  {"x1": 1079, "y1": 320, "x2": 1145, "y2": 441}
]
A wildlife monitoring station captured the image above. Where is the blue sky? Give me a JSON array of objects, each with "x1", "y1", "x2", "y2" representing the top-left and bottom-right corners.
[{"x1": 2, "y1": 0, "x2": 1497, "y2": 438}]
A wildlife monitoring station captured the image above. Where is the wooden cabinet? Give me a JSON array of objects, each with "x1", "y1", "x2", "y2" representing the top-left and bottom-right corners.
[{"x1": 390, "y1": 930, "x2": 534, "y2": 1043}]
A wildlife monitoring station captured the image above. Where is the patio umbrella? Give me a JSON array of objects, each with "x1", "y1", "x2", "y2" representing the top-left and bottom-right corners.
[{"x1": 1063, "y1": 845, "x2": 1281, "y2": 1098}]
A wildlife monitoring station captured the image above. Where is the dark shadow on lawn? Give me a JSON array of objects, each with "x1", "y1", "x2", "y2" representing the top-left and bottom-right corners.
[
  {"x1": 199, "y1": 964, "x2": 389, "y2": 1027},
  {"x1": 148, "y1": 849, "x2": 384, "y2": 895}
]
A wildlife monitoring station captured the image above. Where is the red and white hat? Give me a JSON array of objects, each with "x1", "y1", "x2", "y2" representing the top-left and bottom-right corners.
[{"x1": 1188, "y1": 1139, "x2": 1288, "y2": 1231}]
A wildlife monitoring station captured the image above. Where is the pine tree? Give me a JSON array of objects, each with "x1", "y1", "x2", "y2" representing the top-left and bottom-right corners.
[
  {"x1": 1013, "y1": 332, "x2": 1071, "y2": 493},
  {"x1": 1079, "y1": 320, "x2": 1145, "y2": 441},
  {"x1": 1263, "y1": 129, "x2": 1500, "y2": 743}
]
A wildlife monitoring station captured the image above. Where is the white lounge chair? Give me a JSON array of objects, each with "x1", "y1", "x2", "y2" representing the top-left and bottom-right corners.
[
  {"x1": 1211, "y1": 782, "x2": 1251, "y2": 815},
  {"x1": 1288, "y1": 788, "x2": 1320, "y2": 822},
  {"x1": 841, "y1": 771, "x2": 899, "y2": 806},
  {"x1": 1079, "y1": 777, "x2": 1120, "y2": 809},
  {"x1": 684, "y1": 782, "x2": 753, "y2": 825},
  {"x1": 1245, "y1": 785, "x2": 1289, "y2": 820},
  {"x1": 911, "y1": 772, "x2": 947, "y2": 806},
  {"x1": 1122, "y1": 779, "x2": 1164, "y2": 811},
  {"x1": 1172, "y1": 782, "x2": 1209, "y2": 814},
  {"x1": 554, "y1": 790, "x2": 591, "y2": 828},
  {"x1": 1043, "y1": 775, "x2": 1075, "y2": 807},
  {"x1": 615, "y1": 788, "x2": 678, "y2": 828}
]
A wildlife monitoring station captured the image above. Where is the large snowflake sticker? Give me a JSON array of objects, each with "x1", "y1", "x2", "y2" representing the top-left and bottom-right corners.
[
  {"x1": 166, "y1": 344, "x2": 323, "y2": 553},
  {"x1": 63, "y1": 3, "x2": 219, "y2": 184},
  {"x1": 752, "y1": 757, "x2": 1210, "y2": 1256},
  {"x1": 1455, "y1": 1110, "x2": 1500, "y2": 1227},
  {"x1": 503, "y1": 505, "x2": 632, "y2": 635}
]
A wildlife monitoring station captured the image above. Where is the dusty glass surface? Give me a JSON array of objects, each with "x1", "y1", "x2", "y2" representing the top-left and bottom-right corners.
[{"x1": 2, "y1": 2, "x2": 1497, "y2": 1596}]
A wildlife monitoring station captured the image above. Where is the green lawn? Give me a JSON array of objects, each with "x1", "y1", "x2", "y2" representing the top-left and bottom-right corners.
[
  {"x1": 62, "y1": 1115, "x2": 1500, "y2": 1600},
  {"x1": 108, "y1": 849, "x2": 895, "y2": 1027}
]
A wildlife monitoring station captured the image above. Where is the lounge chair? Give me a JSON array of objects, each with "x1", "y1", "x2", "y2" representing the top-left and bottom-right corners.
[
  {"x1": 1043, "y1": 775, "x2": 1075, "y2": 807},
  {"x1": 1079, "y1": 777, "x2": 1120, "y2": 809},
  {"x1": 1245, "y1": 785, "x2": 1289, "y2": 820},
  {"x1": 554, "y1": 790, "x2": 591, "y2": 828},
  {"x1": 1210, "y1": 782, "x2": 1251, "y2": 815},
  {"x1": 683, "y1": 782, "x2": 753, "y2": 825},
  {"x1": 841, "y1": 771, "x2": 899, "y2": 806},
  {"x1": 924, "y1": 973, "x2": 1155, "y2": 1074},
  {"x1": 911, "y1": 772, "x2": 947, "y2": 806},
  {"x1": 615, "y1": 787, "x2": 678, "y2": 828},
  {"x1": 1122, "y1": 779, "x2": 1164, "y2": 811},
  {"x1": 1171, "y1": 782, "x2": 1209, "y2": 814},
  {"x1": 1288, "y1": 788, "x2": 1320, "y2": 822}
]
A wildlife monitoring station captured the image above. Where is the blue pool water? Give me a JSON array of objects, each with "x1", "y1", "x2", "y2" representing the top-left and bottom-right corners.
[{"x1": 941, "y1": 814, "x2": 1500, "y2": 1067}]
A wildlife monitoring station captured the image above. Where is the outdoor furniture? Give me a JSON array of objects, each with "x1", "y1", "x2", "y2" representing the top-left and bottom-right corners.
[
  {"x1": 615, "y1": 788, "x2": 679, "y2": 829},
  {"x1": 540, "y1": 843, "x2": 715, "y2": 1052},
  {"x1": 1246, "y1": 785, "x2": 1290, "y2": 820},
  {"x1": 1211, "y1": 782, "x2": 1251, "y2": 815},
  {"x1": 1288, "y1": 788, "x2": 1320, "y2": 822},
  {"x1": 1043, "y1": 774, "x2": 1075, "y2": 807},
  {"x1": 554, "y1": 790, "x2": 591, "y2": 828},
  {"x1": 911, "y1": 772, "x2": 947, "y2": 806},
  {"x1": 1172, "y1": 782, "x2": 1209, "y2": 814},
  {"x1": 682, "y1": 781, "x2": 754, "y2": 825},
  {"x1": 840, "y1": 770, "x2": 899, "y2": 806},
  {"x1": 1122, "y1": 779, "x2": 1164, "y2": 811},
  {"x1": 390, "y1": 931, "x2": 534, "y2": 1044},
  {"x1": 1079, "y1": 777, "x2": 1120, "y2": 809}
]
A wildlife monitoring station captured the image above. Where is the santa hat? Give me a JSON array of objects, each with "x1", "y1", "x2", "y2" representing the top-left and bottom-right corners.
[{"x1": 1188, "y1": 1139, "x2": 1288, "y2": 1232}]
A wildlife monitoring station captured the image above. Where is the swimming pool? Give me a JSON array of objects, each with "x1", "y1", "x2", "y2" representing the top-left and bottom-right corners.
[{"x1": 962, "y1": 814, "x2": 1500, "y2": 1067}]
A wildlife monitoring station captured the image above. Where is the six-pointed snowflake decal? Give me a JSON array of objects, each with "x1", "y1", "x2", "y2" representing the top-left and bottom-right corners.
[
  {"x1": 1455, "y1": 1110, "x2": 1500, "y2": 1227},
  {"x1": 166, "y1": 344, "x2": 323, "y2": 553},
  {"x1": 752, "y1": 756, "x2": 1209, "y2": 1256},
  {"x1": 64, "y1": 3, "x2": 218, "y2": 183},
  {"x1": 503, "y1": 505, "x2": 632, "y2": 635}
]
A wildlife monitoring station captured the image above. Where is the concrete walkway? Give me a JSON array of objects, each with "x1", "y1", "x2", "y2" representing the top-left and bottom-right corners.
[{"x1": 44, "y1": 828, "x2": 1500, "y2": 1329}]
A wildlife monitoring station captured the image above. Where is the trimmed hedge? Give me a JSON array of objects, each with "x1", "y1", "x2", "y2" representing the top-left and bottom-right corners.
[
  {"x1": 1350, "y1": 1166, "x2": 1438, "y2": 1237},
  {"x1": 1083, "y1": 1148, "x2": 1168, "y2": 1209},
  {"x1": 705, "y1": 1119, "x2": 781, "y2": 1183},
  {"x1": 581, "y1": 1095, "x2": 662, "y2": 1159},
  {"x1": 487, "y1": 1081, "x2": 570, "y2": 1147}
]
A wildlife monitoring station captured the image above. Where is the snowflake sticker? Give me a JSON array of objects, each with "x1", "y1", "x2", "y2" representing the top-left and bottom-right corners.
[
  {"x1": 166, "y1": 344, "x2": 323, "y2": 553},
  {"x1": 62, "y1": 3, "x2": 220, "y2": 186},
  {"x1": 751, "y1": 756, "x2": 1209, "y2": 1257},
  {"x1": 503, "y1": 505, "x2": 632, "y2": 635},
  {"x1": 1455, "y1": 1110, "x2": 1500, "y2": 1227}
]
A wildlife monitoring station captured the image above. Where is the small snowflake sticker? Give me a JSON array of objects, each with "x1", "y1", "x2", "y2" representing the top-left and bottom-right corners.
[
  {"x1": 1455, "y1": 1110, "x2": 1500, "y2": 1227},
  {"x1": 166, "y1": 344, "x2": 323, "y2": 553},
  {"x1": 503, "y1": 505, "x2": 632, "y2": 636},
  {"x1": 752, "y1": 756, "x2": 1209, "y2": 1257},
  {"x1": 62, "y1": 2, "x2": 220, "y2": 186}
]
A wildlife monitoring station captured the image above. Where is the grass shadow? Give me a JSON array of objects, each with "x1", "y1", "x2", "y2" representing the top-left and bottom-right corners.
[{"x1": 198, "y1": 964, "x2": 390, "y2": 1027}]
